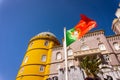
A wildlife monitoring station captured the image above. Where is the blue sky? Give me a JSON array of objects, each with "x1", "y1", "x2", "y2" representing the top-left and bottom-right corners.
[{"x1": 0, "y1": 0, "x2": 119, "y2": 80}]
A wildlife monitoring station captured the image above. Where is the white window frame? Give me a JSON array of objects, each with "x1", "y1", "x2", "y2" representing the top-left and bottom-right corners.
[
  {"x1": 98, "y1": 43, "x2": 106, "y2": 51},
  {"x1": 113, "y1": 42, "x2": 120, "y2": 50},
  {"x1": 29, "y1": 42, "x2": 33, "y2": 48},
  {"x1": 56, "y1": 52, "x2": 62, "y2": 60},
  {"x1": 67, "y1": 49, "x2": 73, "y2": 56},
  {"x1": 41, "y1": 55, "x2": 46, "y2": 62},
  {"x1": 24, "y1": 56, "x2": 28, "y2": 63},
  {"x1": 19, "y1": 67, "x2": 24, "y2": 74}
]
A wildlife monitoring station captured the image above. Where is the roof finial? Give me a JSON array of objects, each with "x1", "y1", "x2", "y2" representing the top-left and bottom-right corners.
[{"x1": 115, "y1": 3, "x2": 120, "y2": 18}]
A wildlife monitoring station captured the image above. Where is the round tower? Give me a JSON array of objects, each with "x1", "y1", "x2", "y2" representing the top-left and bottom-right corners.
[{"x1": 16, "y1": 32, "x2": 60, "y2": 80}]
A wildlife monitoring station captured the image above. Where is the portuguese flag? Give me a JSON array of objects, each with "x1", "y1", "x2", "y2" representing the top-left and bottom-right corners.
[{"x1": 66, "y1": 14, "x2": 97, "y2": 46}]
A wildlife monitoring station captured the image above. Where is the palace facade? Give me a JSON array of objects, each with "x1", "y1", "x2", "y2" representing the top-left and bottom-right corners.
[{"x1": 16, "y1": 6, "x2": 120, "y2": 80}]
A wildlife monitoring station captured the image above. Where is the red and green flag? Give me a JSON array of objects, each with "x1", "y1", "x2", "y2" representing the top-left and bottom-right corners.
[{"x1": 66, "y1": 14, "x2": 97, "y2": 46}]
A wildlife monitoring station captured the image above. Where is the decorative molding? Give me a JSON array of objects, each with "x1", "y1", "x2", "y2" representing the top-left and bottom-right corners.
[
  {"x1": 74, "y1": 48, "x2": 101, "y2": 57},
  {"x1": 26, "y1": 48, "x2": 49, "y2": 53},
  {"x1": 107, "y1": 34, "x2": 120, "y2": 41},
  {"x1": 112, "y1": 18, "x2": 120, "y2": 30},
  {"x1": 82, "y1": 30, "x2": 104, "y2": 38},
  {"x1": 50, "y1": 58, "x2": 74, "y2": 65},
  {"x1": 52, "y1": 46, "x2": 63, "y2": 51},
  {"x1": 16, "y1": 73, "x2": 58, "y2": 79},
  {"x1": 29, "y1": 35, "x2": 60, "y2": 46}
]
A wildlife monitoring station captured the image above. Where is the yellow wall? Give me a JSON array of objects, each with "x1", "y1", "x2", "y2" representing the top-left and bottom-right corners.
[
  {"x1": 16, "y1": 76, "x2": 44, "y2": 80},
  {"x1": 16, "y1": 37, "x2": 57, "y2": 80}
]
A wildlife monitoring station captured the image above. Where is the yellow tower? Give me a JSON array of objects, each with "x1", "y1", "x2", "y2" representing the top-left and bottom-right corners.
[{"x1": 16, "y1": 32, "x2": 60, "y2": 80}]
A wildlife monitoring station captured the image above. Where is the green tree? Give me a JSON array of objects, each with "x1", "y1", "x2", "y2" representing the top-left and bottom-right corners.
[{"x1": 80, "y1": 55, "x2": 104, "y2": 78}]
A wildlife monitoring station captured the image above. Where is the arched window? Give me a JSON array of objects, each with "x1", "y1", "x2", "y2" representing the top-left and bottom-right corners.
[
  {"x1": 113, "y1": 42, "x2": 120, "y2": 50},
  {"x1": 52, "y1": 76, "x2": 58, "y2": 80},
  {"x1": 24, "y1": 56, "x2": 28, "y2": 63},
  {"x1": 40, "y1": 65, "x2": 44, "y2": 72},
  {"x1": 44, "y1": 40, "x2": 49, "y2": 46},
  {"x1": 98, "y1": 43, "x2": 106, "y2": 51},
  {"x1": 80, "y1": 45, "x2": 89, "y2": 51},
  {"x1": 56, "y1": 52, "x2": 62, "y2": 60},
  {"x1": 41, "y1": 55, "x2": 46, "y2": 62},
  {"x1": 103, "y1": 54, "x2": 109, "y2": 62},
  {"x1": 67, "y1": 49, "x2": 73, "y2": 56},
  {"x1": 19, "y1": 67, "x2": 24, "y2": 74},
  {"x1": 29, "y1": 42, "x2": 33, "y2": 48}
]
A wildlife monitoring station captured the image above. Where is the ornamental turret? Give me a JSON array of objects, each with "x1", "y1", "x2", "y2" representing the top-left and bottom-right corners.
[
  {"x1": 112, "y1": 3, "x2": 120, "y2": 34},
  {"x1": 16, "y1": 32, "x2": 60, "y2": 80}
]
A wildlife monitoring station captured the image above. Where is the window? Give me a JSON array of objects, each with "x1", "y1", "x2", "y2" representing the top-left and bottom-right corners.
[
  {"x1": 103, "y1": 55, "x2": 109, "y2": 62},
  {"x1": 118, "y1": 66, "x2": 120, "y2": 71},
  {"x1": 44, "y1": 40, "x2": 49, "y2": 46},
  {"x1": 40, "y1": 65, "x2": 44, "y2": 72},
  {"x1": 113, "y1": 42, "x2": 120, "y2": 50},
  {"x1": 19, "y1": 67, "x2": 24, "y2": 74},
  {"x1": 68, "y1": 61, "x2": 74, "y2": 67},
  {"x1": 52, "y1": 76, "x2": 58, "y2": 80},
  {"x1": 57, "y1": 64, "x2": 61, "y2": 70},
  {"x1": 29, "y1": 42, "x2": 33, "y2": 48},
  {"x1": 41, "y1": 55, "x2": 46, "y2": 62},
  {"x1": 24, "y1": 56, "x2": 28, "y2": 63},
  {"x1": 80, "y1": 45, "x2": 89, "y2": 51},
  {"x1": 56, "y1": 52, "x2": 62, "y2": 60},
  {"x1": 98, "y1": 43, "x2": 106, "y2": 51},
  {"x1": 67, "y1": 49, "x2": 73, "y2": 56}
]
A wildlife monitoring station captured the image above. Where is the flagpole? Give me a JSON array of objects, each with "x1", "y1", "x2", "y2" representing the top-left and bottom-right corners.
[{"x1": 64, "y1": 27, "x2": 68, "y2": 80}]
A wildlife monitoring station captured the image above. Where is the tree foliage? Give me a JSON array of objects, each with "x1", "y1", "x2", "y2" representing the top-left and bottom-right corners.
[{"x1": 80, "y1": 55, "x2": 103, "y2": 77}]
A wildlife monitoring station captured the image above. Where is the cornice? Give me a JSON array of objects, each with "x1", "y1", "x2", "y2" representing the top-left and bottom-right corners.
[
  {"x1": 29, "y1": 35, "x2": 60, "y2": 45},
  {"x1": 107, "y1": 34, "x2": 120, "y2": 41},
  {"x1": 83, "y1": 30, "x2": 104, "y2": 38}
]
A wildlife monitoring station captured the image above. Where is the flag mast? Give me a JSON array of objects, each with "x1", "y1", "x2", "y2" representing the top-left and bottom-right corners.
[
  {"x1": 63, "y1": 14, "x2": 97, "y2": 80},
  {"x1": 64, "y1": 27, "x2": 68, "y2": 80}
]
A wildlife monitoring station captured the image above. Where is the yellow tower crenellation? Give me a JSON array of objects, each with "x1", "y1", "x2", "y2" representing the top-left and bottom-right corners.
[{"x1": 16, "y1": 32, "x2": 60, "y2": 80}]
